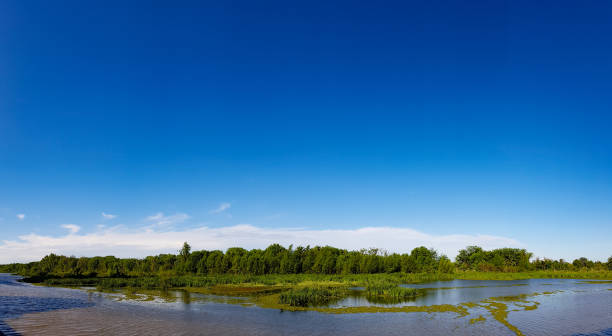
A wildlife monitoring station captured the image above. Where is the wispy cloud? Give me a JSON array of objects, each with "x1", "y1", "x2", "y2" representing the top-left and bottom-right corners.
[
  {"x1": 60, "y1": 224, "x2": 81, "y2": 234},
  {"x1": 145, "y1": 212, "x2": 190, "y2": 228},
  {"x1": 16, "y1": 214, "x2": 25, "y2": 220},
  {"x1": 102, "y1": 212, "x2": 117, "y2": 220},
  {"x1": 209, "y1": 202, "x2": 231, "y2": 214},
  {"x1": 0, "y1": 224, "x2": 522, "y2": 263}
]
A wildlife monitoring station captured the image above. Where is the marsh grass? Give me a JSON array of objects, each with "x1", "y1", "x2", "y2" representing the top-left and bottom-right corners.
[
  {"x1": 31, "y1": 271, "x2": 612, "y2": 293},
  {"x1": 365, "y1": 281, "x2": 421, "y2": 303},
  {"x1": 279, "y1": 286, "x2": 345, "y2": 307}
]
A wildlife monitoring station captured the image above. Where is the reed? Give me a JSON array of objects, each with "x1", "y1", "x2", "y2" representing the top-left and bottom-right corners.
[
  {"x1": 279, "y1": 287, "x2": 344, "y2": 307},
  {"x1": 365, "y1": 281, "x2": 421, "y2": 302}
]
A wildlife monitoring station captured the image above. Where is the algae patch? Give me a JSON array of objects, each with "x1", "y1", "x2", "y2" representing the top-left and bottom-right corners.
[{"x1": 479, "y1": 301, "x2": 524, "y2": 336}]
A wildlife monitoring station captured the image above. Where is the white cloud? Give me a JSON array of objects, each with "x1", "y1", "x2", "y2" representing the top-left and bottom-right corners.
[
  {"x1": 102, "y1": 212, "x2": 117, "y2": 220},
  {"x1": 0, "y1": 224, "x2": 522, "y2": 263},
  {"x1": 60, "y1": 224, "x2": 81, "y2": 234},
  {"x1": 145, "y1": 212, "x2": 190, "y2": 228},
  {"x1": 16, "y1": 214, "x2": 25, "y2": 220},
  {"x1": 209, "y1": 202, "x2": 231, "y2": 214}
]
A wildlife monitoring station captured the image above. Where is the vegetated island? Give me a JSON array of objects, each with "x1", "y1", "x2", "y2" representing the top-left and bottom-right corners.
[{"x1": 1, "y1": 243, "x2": 611, "y2": 309}]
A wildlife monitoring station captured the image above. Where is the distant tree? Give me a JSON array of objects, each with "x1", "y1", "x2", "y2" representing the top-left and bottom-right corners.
[
  {"x1": 410, "y1": 247, "x2": 437, "y2": 273},
  {"x1": 6, "y1": 243, "x2": 600, "y2": 278},
  {"x1": 573, "y1": 257, "x2": 593, "y2": 269},
  {"x1": 179, "y1": 242, "x2": 191, "y2": 260},
  {"x1": 608, "y1": 256, "x2": 612, "y2": 271},
  {"x1": 437, "y1": 256, "x2": 454, "y2": 273},
  {"x1": 455, "y1": 246, "x2": 484, "y2": 270}
]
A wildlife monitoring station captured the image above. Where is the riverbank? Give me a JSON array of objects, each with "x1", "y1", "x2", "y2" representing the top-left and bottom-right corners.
[
  {"x1": 14, "y1": 270, "x2": 612, "y2": 309},
  {"x1": 25, "y1": 270, "x2": 612, "y2": 288}
]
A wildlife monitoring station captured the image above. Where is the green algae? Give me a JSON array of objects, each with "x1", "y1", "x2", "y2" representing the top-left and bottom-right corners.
[
  {"x1": 480, "y1": 301, "x2": 524, "y2": 336},
  {"x1": 464, "y1": 291, "x2": 561, "y2": 336},
  {"x1": 515, "y1": 302, "x2": 539, "y2": 311},
  {"x1": 469, "y1": 315, "x2": 486, "y2": 324}
]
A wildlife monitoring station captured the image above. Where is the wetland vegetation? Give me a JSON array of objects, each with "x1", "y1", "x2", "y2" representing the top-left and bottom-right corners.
[
  {"x1": 279, "y1": 286, "x2": 344, "y2": 307},
  {"x1": 1, "y1": 243, "x2": 611, "y2": 310}
]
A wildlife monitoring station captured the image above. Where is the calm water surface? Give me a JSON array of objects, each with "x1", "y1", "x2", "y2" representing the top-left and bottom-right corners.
[{"x1": 1, "y1": 274, "x2": 611, "y2": 336}]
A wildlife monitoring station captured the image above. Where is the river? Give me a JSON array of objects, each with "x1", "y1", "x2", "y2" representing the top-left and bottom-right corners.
[{"x1": 1, "y1": 274, "x2": 611, "y2": 335}]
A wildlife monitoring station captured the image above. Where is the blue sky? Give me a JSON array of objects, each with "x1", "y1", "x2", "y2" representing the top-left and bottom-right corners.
[{"x1": 1, "y1": 0, "x2": 611, "y2": 262}]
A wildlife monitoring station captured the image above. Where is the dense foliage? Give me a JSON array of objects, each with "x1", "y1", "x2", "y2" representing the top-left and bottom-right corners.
[
  {"x1": 0, "y1": 243, "x2": 610, "y2": 279},
  {"x1": 0, "y1": 244, "x2": 450, "y2": 277},
  {"x1": 455, "y1": 245, "x2": 610, "y2": 272},
  {"x1": 455, "y1": 246, "x2": 532, "y2": 272}
]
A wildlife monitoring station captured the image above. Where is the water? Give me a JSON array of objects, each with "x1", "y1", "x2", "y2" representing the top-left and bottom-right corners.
[
  {"x1": 1, "y1": 274, "x2": 611, "y2": 336},
  {"x1": 332, "y1": 279, "x2": 607, "y2": 308}
]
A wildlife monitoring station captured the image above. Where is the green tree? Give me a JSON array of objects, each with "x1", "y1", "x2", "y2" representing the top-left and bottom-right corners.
[
  {"x1": 179, "y1": 242, "x2": 191, "y2": 260},
  {"x1": 437, "y1": 256, "x2": 454, "y2": 273},
  {"x1": 455, "y1": 246, "x2": 484, "y2": 270},
  {"x1": 573, "y1": 257, "x2": 593, "y2": 269},
  {"x1": 410, "y1": 247, "x2": 437, "y2": 273}
]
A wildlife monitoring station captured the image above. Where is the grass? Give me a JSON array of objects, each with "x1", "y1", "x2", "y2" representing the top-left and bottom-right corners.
[
  {"x1": 30, "y1": 270, "x2": 612, "y2": 293},
  {"x1": 279, "y1": 286, "x2": 345, "y2": 307},
  {"x1": 32, "y1": 273, "x2": 449, "y2": 290},
  {"x1": 365, "y1": 281, "x2": 421, "y2": 302}
]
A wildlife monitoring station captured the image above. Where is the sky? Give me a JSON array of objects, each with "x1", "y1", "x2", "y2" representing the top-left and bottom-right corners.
[{"x1": 1, "y1": 0, "x2": 611, "y2": 263}]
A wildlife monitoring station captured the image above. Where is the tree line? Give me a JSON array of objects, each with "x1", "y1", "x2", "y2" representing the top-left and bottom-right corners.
[
  {"x1": 1, "y1": 243, "x2": 610, "y2": 278},
  {"x1": 454, "y1": 245, "x2": 610, "y2": 272}
]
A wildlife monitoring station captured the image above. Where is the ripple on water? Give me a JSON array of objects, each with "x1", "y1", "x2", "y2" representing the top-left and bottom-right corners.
[
  {"x1": 2, "y1": 274, "x2": 612, "y2": 336},
  {"x1": 0, "y1": 296, "x2": 94, "y2": 320},
  {"x1": 1, "y1": 274, "x2": 95, "y2": 336},
  {"x1": 571, "y1": 328, "x2": 612, "y2": 336}
]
